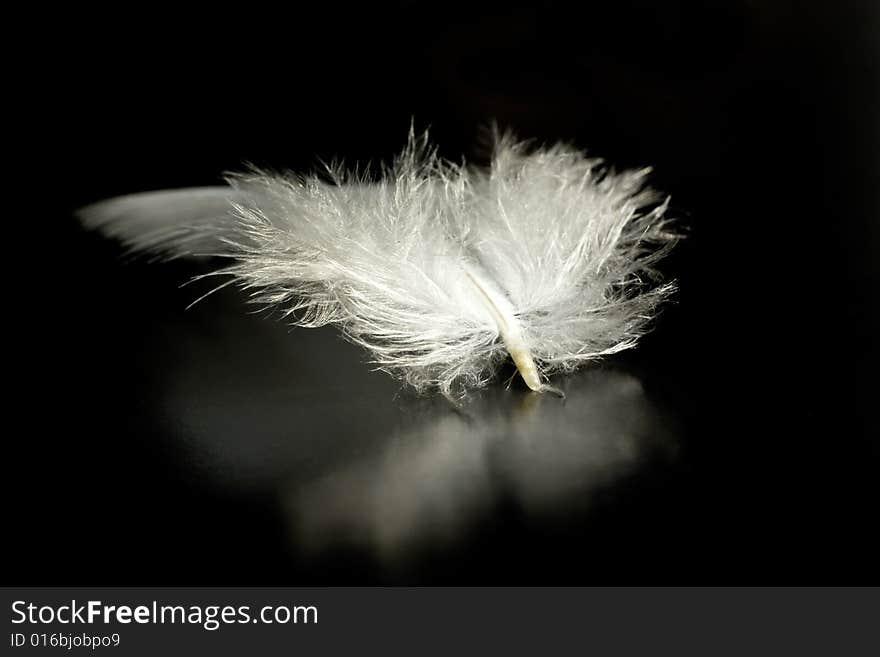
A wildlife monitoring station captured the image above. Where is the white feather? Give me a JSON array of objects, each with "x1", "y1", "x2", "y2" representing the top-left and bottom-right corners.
[{"x1": 78, "y1": 129, "x2": 678, "y2": 397}]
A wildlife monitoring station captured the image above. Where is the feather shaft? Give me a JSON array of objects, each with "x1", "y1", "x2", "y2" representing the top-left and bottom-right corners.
[{"x1": 462, "y1": 264, "x2": 543, "y2": 392}]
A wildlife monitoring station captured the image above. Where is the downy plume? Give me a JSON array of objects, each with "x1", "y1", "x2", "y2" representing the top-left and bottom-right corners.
[{"x1": 78, "y1": 128, "x2": 679, "y2": 398}]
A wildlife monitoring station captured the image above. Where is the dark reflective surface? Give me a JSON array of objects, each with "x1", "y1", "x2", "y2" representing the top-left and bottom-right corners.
[
  {"x1": 10, "y1": 1, "x2": 878, "y2": 584},
  {"x1": 128, "y1": 282, "x2": 679, "y2": 578}
]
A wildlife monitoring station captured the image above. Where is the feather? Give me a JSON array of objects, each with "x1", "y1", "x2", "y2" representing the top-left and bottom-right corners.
[{"x1": 77, "y1": 128, "x2": 679, "y2": 398}]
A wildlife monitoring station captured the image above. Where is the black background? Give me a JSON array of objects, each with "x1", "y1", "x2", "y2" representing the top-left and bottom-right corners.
[{"x1": 9, "y1": 1, "x2": 878, "y2": 584}]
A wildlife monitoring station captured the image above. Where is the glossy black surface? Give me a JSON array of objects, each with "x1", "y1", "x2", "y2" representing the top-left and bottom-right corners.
[{"x1": 10, "y1": 2, "x2": 878, "y2": 583}]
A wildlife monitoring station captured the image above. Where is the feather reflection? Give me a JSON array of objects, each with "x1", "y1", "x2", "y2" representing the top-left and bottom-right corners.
[{"x1": 283, "y1": 369, "x2": 676, "y2": 563}]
